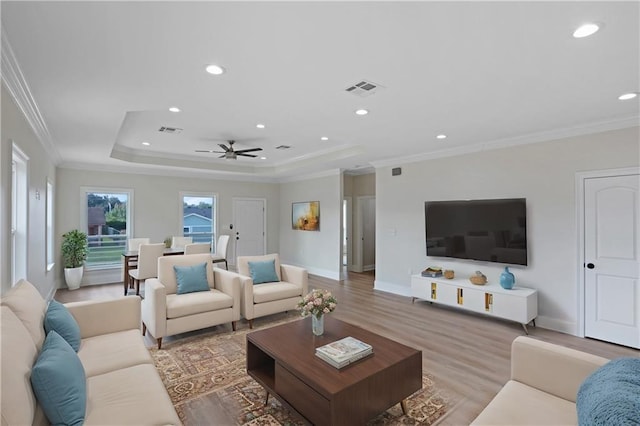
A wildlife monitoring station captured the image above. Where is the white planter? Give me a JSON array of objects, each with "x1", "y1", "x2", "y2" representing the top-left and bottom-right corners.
[{"x1": 64, "y1": 266, "x2": 84, "y2": 290}]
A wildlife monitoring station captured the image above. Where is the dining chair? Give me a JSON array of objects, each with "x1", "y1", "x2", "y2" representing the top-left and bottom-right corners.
[
  {"x1": 211, "y1": 235, "x2": 230, "y2": 270},
  {"x1": 128, "y1": 243, "x2": 165, "y2": 296},
  {"x1": 125, "y1": 238, "x2": 150, "y2": 288},
  {"x1": 171, "y1": 236, "x2": 193, "y2": 249},
  {"x1": 184, "y1": 242, "x2": 211, "y2": 255}
]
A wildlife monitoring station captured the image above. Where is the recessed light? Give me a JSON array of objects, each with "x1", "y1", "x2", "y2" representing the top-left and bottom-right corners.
[
  {"x1": 618, "y1": 92, "x2": 638, "y2": 100},
  {"x1": 205, "y1": 64, "x2": 225, "y2": 75},
  {"x1": 168, "y1": 107, "x2": 180, "y2": 113},
  {"x1": 355, "y1": 109, "x2": 369, "y2": 116},
  {"x1": 573, "y1": 23, "x2": 600, "y2": 38},
  {"x1": 256, "y1": 123, "x2": 265, "y2": 129},
  {"x1": 321, "y1": 137, "x2": 329, "y2": 141},
  {"x1": 142, "y1": 142, "x2": 151, "y2": 146},
  {"x1": 260, "y1": 156, "x2": 267, "y2": 160},
  {"x1": 436, "y1": 134, "x2": 447, "y2": 140}
]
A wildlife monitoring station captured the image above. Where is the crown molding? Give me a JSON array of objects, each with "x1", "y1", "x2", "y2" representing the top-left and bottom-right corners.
[
  {"x1": 277, "y1": 168, "x2": 341, "y2": 183},
  {"x1": 1, "y1": 28, "x2": 61, "y2": 164},
  {"x1": 371, "y1": 116, "x2": 640, "y2": 169}
]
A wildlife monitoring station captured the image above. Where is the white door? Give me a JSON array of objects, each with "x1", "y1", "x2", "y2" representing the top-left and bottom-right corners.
[
  {"x1": 584, "y1": 174, "x2": 640, "y2": 349},
  {"x1": 232, "y1": 198, "x2": 265, "y2": 264}
]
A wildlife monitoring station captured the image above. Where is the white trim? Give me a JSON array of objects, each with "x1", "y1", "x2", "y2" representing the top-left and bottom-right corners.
[
  {"x1": 1, "y1": 28, "x2": 61, "y2": 164},
  {"x1": 371, "y1": 116, "x2": 640, "y2": 169},
  {"x1": 535, "y1": 315, "x2": 577, "y2": 335},
  {"x1": 11, "y1": 143, "x2": 29, "y2": 285},
  {"x1": 575, "y1": 166, "x2": 640, "y2": 338},
  {"x1": 278, "y1": 168, "x2": 342, "y2": 183},
  {"x1": 46, "y1": 178, "x2": 55, "y2": 272}
]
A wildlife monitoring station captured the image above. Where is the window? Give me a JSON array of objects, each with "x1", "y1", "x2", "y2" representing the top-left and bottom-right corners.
[
  {"x1": 181, "y1": 193, "x2": 216, "y2": 249},
  {"x1": 46, "y1": 179, "x2": 54, "y2": 271},
  {"x1": 81, "y1": 188, "x2": 133, "y2": 269}
]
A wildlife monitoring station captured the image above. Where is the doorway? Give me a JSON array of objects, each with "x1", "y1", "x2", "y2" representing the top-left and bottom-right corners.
[
  {"x1": 356, "y1": 196, "x2": 376, "y2": 273},
  {"x1": 579, "y1": 168, "x2": 639, "y2": 349},
  {"x1": 232, "y1": 198, "x2": 266, "y2": 266}
]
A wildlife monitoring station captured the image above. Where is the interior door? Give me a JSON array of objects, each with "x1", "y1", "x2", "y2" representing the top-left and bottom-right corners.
[
  {"x1": 361, "y1": 196, "x2": 376, "y2": 271},
  {"x1": 584, "y1": 174, "x2": 640, "y2": 348},
  {"x1": 232, "y1": 198, "x2": 265, "y2": 264}
]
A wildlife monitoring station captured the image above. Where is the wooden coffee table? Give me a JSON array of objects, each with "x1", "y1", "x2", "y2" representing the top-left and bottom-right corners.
[{"x1": 246, "y1": 316, "x2": 422, "y2": 425}]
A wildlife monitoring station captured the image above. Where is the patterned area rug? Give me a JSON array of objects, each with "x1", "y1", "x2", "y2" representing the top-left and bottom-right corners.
[{"x1": 149, "y1": 314, "x2": 456, "y2": 425}]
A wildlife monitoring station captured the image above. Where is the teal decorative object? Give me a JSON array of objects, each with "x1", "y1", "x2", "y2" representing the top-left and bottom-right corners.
[{"x1": 500, "y1": 266, "x2": 515, "y2": 289}]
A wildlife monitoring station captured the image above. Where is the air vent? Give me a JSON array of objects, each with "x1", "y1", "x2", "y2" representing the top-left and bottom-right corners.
[
  {"x1": 275, "y1": 145, "x2": 291, "y2": 150},
  {"x1": 345, "y1": 80, "x2": 384, "y2": 97},
  {"x1": 158, "y1": 126, "x2": 183, "y2": 134}
]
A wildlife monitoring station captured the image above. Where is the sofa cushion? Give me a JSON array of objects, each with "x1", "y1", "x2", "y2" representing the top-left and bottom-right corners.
[
  {"x1": 1, "y1": 279, "x2": 47, "y2": 350},
  {"x1": 84, "y1": 364, "x2": 180, "y2": 425},
  {"x1": 44, "y1": 300, "x2": 81, "y2": 351},
  {"x1": 31, "y1": 331, "x2": 86, "y2": 426},
  {"x1": 238, "y1": 253, "x2": 282, "y2": 281},
  {"x1": 0, "y1": 306, "x2": 40, "y2": 426},
  {"x1": 577, "y1": 357, "x2": 640, "y2": 425},
  {"x1": 248, "y1": 259, "x2": 279, "y2": 284},
  {"x1": 174, "y1": 262, "x2": 211, "y2": 294},
  {"x1": 471, "y1": 380, "x2": 577, "y2": 425},
  {"x1": 78, "y1": 329, "x2": 154, "y2": 377},
  {"x1": 253, "y1": 282, "x2": 303, "y2": 304},
  {"x1": 157, "y1": 253, "x2": 214, "y2": 295},
  {"x1": 166, "y1": 289, "x2": 234, "y2": 318}
]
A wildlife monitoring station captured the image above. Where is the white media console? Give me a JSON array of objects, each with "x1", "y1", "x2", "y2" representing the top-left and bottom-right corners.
[{"x1": 411, "y1": 275, "x2": 538, "y2": 333}]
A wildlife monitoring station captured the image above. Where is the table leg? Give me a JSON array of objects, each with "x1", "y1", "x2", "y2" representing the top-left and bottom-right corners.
[
  {"x1": 400, "y1": 399, "x2": 408, "y2": 415},
  {"x1": 123, "y1": 256, "x2": 130, "y2": 295}
]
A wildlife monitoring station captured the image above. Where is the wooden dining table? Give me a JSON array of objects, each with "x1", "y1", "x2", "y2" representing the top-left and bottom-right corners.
[{"x1": 121, "y1": 247, "x2": 184, "y2": 295}]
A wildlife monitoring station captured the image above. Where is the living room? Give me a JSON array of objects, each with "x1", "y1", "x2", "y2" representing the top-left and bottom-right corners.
[{"x1": 1, "y1": 1, "x2": 639, "y2": 425}]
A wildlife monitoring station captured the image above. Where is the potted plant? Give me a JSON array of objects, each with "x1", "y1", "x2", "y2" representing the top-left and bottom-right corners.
[{"x1": 61, "y1": 229, "x2": 88, "y2": 290}]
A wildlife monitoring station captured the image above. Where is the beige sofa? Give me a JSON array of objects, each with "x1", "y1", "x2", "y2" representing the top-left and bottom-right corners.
[
  {"x1": 236, "y1": 253, "x2": 308, "y2": 328},
  {"x1": 1, "y1": 279, "x2": 180, "y2": 426},
  {"x1": 142, "y1": 253, "x2": 241, "y2": 348},
  {"x1": 471, "y1": 336, "x2": 609, "y2": 425}
]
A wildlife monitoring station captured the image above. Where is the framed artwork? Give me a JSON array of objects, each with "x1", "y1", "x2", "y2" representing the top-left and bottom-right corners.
[{"x1": 292, "y1": 201, "x2": 320, "y2": 231}]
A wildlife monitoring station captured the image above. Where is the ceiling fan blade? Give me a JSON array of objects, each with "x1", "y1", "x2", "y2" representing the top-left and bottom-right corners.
[
  {"x1": 219, "y1": 143, "x2": 230, "y2": 152},
  {"x1": 218, "y1": 154, "x2": 227, "y2": 159},
  {"x1": 237, "y1": 153, "x2": 258, "y2": 158},
  {"x1": 195, "y1": 150, "x2": 226, "y2": 154},
  {"x1": 234, "y1": 147, "x2": 263, "y2": 154}
]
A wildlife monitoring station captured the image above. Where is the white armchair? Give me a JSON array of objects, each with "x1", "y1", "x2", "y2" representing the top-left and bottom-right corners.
[
  {"x1": 141, "y1": 253, "x2": 241, "y2": 349},
  {"x1": 235, "y1": 253, "x2": 308, "y2": 328}
]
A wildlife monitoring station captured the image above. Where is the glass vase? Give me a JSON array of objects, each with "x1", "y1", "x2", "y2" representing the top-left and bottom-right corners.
[{"x1": 312, "y1": 314, "x2": 324, "y2": 336}]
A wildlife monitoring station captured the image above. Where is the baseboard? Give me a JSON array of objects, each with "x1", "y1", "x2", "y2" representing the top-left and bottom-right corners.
[
  {"x1": 363, "y1": 264, "x2": 375, "y2": 272},
  {"x1": 281, "y1": 261, "x2": 341, "y2": 281},
  {"x1": 373, "y1": 280, "x2": 412, "y2": 297},
  {"x1": 58, "y1": 268, "x2": 123, "y2": 289},
  {"x1": 535, "y1": 315, "x2": 577, "y2": 336}
]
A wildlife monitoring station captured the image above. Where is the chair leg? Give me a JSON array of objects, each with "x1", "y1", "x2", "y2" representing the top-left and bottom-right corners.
[
  {"x1": 224, "y1": 260, "x2": 228, "y2": 270},
  {"x1": 142, "y1": 322, "x2": 146, "y2": 336},
  {"x1": 231, "y1": 321, "x2": 236, "y2": 331},
  {"x1": 248, "y1": 319, "x2": 253, "y2": 329},
  {"x1": 135, "y1": 279, "x2": 140, "y2": 296},
  {"x1": 124, "y1": 280, "x2": 128, "y2": 296},
  {"x1": 157, "y1": 337, "x2": 162, "y2": 350}
]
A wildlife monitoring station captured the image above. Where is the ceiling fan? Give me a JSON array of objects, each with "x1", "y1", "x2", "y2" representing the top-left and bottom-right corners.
[{"x1": 195, "y1": 140, "x2": 263, "y2": 159}]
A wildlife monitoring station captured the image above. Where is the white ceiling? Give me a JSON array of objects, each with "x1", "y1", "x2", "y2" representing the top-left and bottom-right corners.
[{"x1": 2, "y1": 1, "x2": 639, "y2": 181}]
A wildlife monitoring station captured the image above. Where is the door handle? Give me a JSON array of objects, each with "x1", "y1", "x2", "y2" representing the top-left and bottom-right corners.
[{"x1": 586, "y1": 263, "x2": 595, "y2": 269}]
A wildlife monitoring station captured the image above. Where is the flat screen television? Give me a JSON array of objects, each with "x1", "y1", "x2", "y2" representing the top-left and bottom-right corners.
[{"x1": 425, "y1": 198, "x2": 527, "y2": 266}]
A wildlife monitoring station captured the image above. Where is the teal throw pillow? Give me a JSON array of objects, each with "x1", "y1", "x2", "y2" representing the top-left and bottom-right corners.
[
  {"x1": 248, "y1": 259, "x2": 279, "y2": 284},
  {"x1": 174, "y1": 262, "x2": 211, "y2": 294},
  {"x1": 44, "y1": 300, "x2": 81, "y2": 352},
  {"x1": 31, "y1": 331, "x2": 86, "y2": 426},
  {"x1": 577, "y1": 357, "x2": 640, "y2": 425}
]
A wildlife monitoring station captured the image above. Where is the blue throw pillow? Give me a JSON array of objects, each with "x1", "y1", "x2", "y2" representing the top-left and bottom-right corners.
[
  {"x1": 44, "y1": 300, "x2": 81, "y2": 352},
  {"x1": 577, "y1": 357, "x2": 640, "y2": 425},
  {"x1": 31, "y1": 331, "x2": 86, "y2": 426},
  {"x1": 174, "y1": 262, "x2": 211, "y2": 294},
  {"x1": 248, "y1": 259, "x2": 279, "y2": 284}
]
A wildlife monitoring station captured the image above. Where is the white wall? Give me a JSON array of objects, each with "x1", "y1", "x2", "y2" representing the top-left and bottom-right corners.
[
  {"x1": 279, "y1": 172, "x2": 342, "y2": 280},
  {"x1": 56, "y1": 167, "x2": 280, "y2": 287},
  {"x1": 375, "y1": 126, "x2": 640, "y2": 335},
  {"x1": 1, "y1": 83, "x2": 57, "y2": 298}
]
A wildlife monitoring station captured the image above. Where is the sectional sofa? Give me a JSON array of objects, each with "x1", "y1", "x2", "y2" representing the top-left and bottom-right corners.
[{"x1": 1, "y1": 279, "x2": 180, "y2": 425}]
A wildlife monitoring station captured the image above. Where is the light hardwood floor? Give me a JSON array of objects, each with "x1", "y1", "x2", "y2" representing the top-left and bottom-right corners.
[{"x1": 55, "y1": 271, "x2": 638, "y2": 425}]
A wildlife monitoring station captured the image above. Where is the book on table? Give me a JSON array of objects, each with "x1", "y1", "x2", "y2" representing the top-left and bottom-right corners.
[{"x1": 315, "y1": 336, "x2": 373, "y2": 368}]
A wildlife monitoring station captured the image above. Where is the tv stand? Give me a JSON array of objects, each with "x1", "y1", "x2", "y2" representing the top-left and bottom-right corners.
[{"x1": 411, "y1": 275, "x2": 537, "y2": 333}]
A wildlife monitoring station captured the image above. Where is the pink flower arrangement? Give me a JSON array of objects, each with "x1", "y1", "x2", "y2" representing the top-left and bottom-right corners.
[{"x1": 297, "y1": 289, "x2": 337, "y2": 318}]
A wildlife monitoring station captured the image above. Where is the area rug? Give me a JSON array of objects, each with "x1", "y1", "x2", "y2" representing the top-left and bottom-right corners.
[{"x1": 149, "y1": 314, "x2": 456, "y2": 425}]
